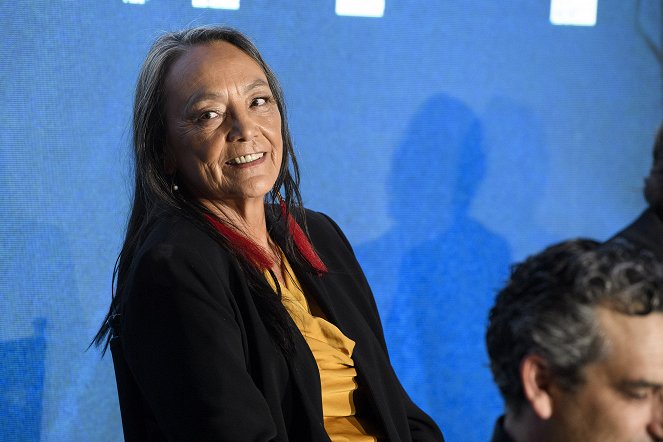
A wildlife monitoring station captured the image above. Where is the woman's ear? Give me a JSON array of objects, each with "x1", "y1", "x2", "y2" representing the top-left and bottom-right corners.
[{"x1": 520, "y1": 353, "x2": 554, "y2": 420}]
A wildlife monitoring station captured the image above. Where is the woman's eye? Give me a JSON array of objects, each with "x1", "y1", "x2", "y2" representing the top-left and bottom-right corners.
[
  {"x1": 199, "y1": 111, "x2": 219, "y2": 120},
  {"x1": 252, "y1": 97, "x2": 269, "y2": 107}
]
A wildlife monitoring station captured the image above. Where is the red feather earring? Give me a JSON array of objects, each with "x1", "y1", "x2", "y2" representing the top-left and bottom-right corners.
[
  {"x1": 277, "y1": 193, "x2": 327, "y2": 275},
  {"x1": 205, "y1": 214, "x2": 275, "y2": 270},
  {"x1": 204, "y1": 195, "x2": 327, "y2": 276}
]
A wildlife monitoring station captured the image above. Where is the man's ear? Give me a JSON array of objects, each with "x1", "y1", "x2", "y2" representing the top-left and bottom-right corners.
[{"x1": 520, "y1": 354, "x2": 554, "y2": 420}]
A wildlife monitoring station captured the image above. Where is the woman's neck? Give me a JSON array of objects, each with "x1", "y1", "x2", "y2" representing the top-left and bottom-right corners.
[
  {"x1": 203, "y1": 195, "x2": 264, "y2": 225},
  {"x1": 201, "y1": 196, "x2": 277, "y2": 258}
]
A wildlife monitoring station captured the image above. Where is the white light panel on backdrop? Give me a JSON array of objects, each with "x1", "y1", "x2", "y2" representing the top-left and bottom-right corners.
[
  {"x1": 192, "y1": 0, "x2": 240, "y2": 10},
  {"x1": 335, "y1": 0, "x2": 385, "y2": 18},
  {"x1": 550, "y1": 0, "x2": 598, "y2": 26}
]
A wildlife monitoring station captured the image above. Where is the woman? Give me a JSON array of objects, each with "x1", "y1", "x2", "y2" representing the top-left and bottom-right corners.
[{"x1": 95, "y1": 25, "x2": 443, "y2": 441}]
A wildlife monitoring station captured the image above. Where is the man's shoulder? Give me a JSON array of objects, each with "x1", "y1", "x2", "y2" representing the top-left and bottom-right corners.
[{"x1": 608, "y1": 207, "x2": 663, "y2": 261}]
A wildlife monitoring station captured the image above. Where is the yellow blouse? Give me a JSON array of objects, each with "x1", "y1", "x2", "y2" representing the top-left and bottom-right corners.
[{"x1": 265, "y1": 253, "x2": 377, "y2": 442}]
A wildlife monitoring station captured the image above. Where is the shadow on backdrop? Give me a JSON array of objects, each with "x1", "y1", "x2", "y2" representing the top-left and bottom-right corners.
[
  {"x1": 0, "y1": 319, "x2": 46, "y2": 442},
  {"x1": 0, "y1": 75, "x2": 83, "y2": 439},
  {"x1": 357, "y1": 93, "x2": 510, "y2": 441},
  {"x1": 474, "y1": 96, "x2": 557, "y2": 262},
  {"x1": 0, "y1": 155, "x2": 51, "y2": 442}
]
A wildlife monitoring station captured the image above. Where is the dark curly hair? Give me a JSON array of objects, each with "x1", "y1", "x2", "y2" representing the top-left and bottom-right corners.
[{"x1": 486, "y1": 239, "x2": 663, "y2": 415}]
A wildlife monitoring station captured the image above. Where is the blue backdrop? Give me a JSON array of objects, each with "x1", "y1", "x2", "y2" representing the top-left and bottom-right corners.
[{"x1": 1, "y1": 1, "x2": 661, "y2": 441}]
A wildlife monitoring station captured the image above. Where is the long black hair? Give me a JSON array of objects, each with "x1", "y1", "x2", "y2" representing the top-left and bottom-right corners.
[{"x1": 93, "y1": 26, "x2": 310, "y2": 355}]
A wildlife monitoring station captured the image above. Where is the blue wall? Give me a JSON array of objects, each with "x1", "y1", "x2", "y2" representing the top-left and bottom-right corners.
[{"x1": 1, "y1": 1, "x2": 661, "y2": 440}]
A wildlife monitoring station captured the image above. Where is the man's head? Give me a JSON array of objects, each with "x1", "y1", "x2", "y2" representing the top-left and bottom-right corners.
[
  {"x1": 486, "y1": 239, "x2": 663, "y2": 442},
  {"x1": 645, "y1": 124, "x2": 663, "y2": 215}
]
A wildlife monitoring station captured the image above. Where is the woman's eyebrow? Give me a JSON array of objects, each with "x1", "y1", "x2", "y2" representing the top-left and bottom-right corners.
[
  {"x1": 184, "y1": 91, "x2": 225, "y2": 114},
  {"x1": 243, "y1": 78, "x2": 270, "y2": 92}
]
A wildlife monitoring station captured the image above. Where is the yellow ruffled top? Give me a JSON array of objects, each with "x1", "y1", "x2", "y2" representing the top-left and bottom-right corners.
[{"x1": 265, "y1": 252, "x2": 377, "y2": 442}]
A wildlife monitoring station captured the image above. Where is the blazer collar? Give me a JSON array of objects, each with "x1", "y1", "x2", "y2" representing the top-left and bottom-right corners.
[{"x1": 266, "y1": 207, "x2": 342, "y2": 325}]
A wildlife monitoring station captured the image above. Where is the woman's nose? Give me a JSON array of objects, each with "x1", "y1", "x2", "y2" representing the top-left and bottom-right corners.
[{"x1": 227, "y1": 108, "x2": 256, "y2": 142}]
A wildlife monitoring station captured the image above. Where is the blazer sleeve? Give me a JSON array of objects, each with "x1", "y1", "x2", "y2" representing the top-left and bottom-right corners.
[
  {"x1": 318, "y1": 213, "x2": 445, "y2": 441},
  {"x1": 121, "y1": 239, "x2": 277, "y2": 441}
]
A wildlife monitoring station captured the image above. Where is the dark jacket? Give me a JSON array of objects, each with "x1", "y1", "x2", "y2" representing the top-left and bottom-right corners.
[
  {"x1": 607, "y1": 207, "x2": 663, "y2": 261},
  {"x1": 110, "y1": 209, "x2": 443, "y2": 441},
  {"x1": 489, "y1": 417, "x2": 514, "y2": 442}
]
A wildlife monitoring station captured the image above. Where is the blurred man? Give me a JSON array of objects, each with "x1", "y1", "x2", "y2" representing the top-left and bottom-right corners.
[
  {"x1": 486, "y1": 239, "x2": 663, "y2": 442},
  {"x1": 609, "y1": 125, "x2": 663, "y2": 261}
]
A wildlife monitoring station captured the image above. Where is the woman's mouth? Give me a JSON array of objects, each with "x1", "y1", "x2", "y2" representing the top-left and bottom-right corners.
[{"x1": 227, "y1": 152, "x2": 265, "y2": 165}]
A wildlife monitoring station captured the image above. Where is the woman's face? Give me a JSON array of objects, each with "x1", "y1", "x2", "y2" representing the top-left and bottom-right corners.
[{"x1": 164, "y1": 41, "x2": 283, "y2": 208}]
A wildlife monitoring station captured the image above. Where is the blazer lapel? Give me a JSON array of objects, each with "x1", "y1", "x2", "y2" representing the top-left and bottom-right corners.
[
  {"x1": 266, "y1": 211, "x2": 331, "y2": 440},
  {"x1": 266, "y1": 208, "x2": 343, "y2": 325},
  {"x1": 267, "y1": 209, "x2": 403, "y2": 440}
]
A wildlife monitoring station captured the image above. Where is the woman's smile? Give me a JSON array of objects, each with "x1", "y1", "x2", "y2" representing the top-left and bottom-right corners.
[{"x1": 226, "y1": 151, "x2": 266, "y2": 166}]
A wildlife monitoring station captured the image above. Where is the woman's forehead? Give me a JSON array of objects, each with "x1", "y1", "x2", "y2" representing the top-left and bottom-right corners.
[{"x1": 165, "y1": 41, "x2": 268, "y2": 97}]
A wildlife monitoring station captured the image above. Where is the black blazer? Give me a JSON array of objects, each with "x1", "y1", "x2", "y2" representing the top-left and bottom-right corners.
[
  {"x1": 111, "y1": 209, "x2": 443, "y2": 441},
  {"x1": 607, "y1": 207, "x2": 663, "y2": 261}
]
